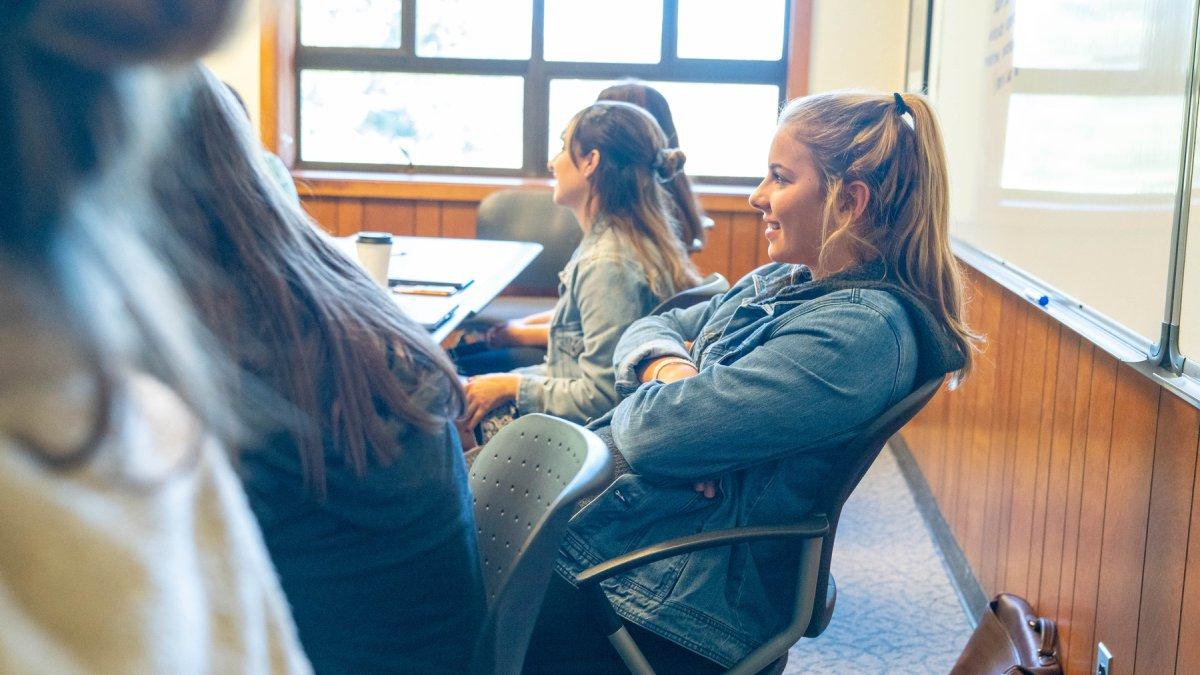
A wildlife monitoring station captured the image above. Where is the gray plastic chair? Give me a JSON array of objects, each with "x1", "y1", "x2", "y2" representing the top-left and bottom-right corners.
[
  {"x1": 650, "y1": 272, "x2": 730, "y2": 316},
  {"x1": 575, "y1": 375, "x2": 947, "y2": 675},
  {"x1": 472, "y1": 190, "x2": 582, "y2": 324},
  {"x1": 468, "y1": 413, "x2": 612, "y2": 675}
]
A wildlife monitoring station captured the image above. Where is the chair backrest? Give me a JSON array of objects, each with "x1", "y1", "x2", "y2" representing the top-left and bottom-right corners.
[
  {"x1": 802, "y1": 374, "x2": 945, "y2": 637},
  {"x1": 649, "y1": 272, "x2": 730, "y2": 316},
  {"x1": 468, "y1": 414, "x2": 612, "y2": 675},
  {"x1": 476, "y1": 189, "x2": 582, "y2": 295}
]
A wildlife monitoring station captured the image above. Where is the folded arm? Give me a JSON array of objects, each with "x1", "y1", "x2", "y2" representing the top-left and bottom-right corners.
[
  {"x1": 611, "y1": 301, "x2": 909, "y2": 482},
  {"x1": 610, "y1": 293, "x2": 723, "y2": 398}
]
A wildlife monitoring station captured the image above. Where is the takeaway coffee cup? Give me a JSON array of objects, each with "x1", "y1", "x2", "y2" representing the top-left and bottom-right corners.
[{"x1": 356, "y1": 231, "x2": 393, "y2": 288}]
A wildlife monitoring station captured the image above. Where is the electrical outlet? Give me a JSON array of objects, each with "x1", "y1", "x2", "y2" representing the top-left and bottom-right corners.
[{"x1": 1096, "y1": 642, "x2": 1113, "y2": 675}]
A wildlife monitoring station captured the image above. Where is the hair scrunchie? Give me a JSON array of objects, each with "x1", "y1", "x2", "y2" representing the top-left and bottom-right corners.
[
  {"x1": 653, "y1": 147, "x2": 686, "y2": 183},
  {"x1": 893, "y1": 92, "x2": 911, "y2": 117}
]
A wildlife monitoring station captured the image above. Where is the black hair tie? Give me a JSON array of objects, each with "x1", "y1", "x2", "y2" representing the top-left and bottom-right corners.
[{"x1": 893, "y1": 92, "x2": 911, "y2": 117}]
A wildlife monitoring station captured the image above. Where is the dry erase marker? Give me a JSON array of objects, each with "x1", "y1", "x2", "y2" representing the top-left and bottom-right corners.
[{"x1": 1022, "y1": 287, "x2": 1049, "y2": 307}]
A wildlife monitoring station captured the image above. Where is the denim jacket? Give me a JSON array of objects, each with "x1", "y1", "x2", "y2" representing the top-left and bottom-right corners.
[
  {"x1": 556, "y1": 261, "x2": 965, "y2": 667},
  {"x1": 515, "y1": 222, "x2": 669, "y2": 423}
]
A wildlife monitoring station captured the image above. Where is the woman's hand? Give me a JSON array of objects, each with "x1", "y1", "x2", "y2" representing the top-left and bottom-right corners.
[
  {"x1": 636, "y1": 356, "x2": 699, "y2": 384},
  {"x1": 692, "y1": 480, "x2": 717, "y2": 499},
  {"x1": 463, "y1": 373, "x2": 521, "y2": 430}
]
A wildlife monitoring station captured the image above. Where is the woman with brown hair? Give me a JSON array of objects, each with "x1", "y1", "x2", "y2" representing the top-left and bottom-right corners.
[
  {"x1": 524, "y1": 90, "x2": 979, "y2": 672},
  {"x1": 0, "y1": 1, "x2": 308, "y2": 671},
  {"x1": 462, "y1": 101, "x2": 701, "y2": 442},
  {"x1": 160, "y1": 67, "x2": 483, "y2": 672}
]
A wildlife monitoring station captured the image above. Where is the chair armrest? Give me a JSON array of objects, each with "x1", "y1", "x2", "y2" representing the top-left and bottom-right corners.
[{"x1": 575, "y1": 517, "x2": 829, "y2": 589}]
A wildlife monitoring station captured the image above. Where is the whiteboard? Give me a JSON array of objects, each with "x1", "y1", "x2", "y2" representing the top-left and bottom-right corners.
[
  {"x1": 929, "y1": 0, "x2": 1192, "y2": 343},
  {"x1": 1182, "y1": 194, "x2": 1199, "y2": 363}
]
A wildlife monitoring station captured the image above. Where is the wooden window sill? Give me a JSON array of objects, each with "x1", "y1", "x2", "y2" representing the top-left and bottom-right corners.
[{"x1": 292, "y1": 169, "x2": 758, "y2": 212}]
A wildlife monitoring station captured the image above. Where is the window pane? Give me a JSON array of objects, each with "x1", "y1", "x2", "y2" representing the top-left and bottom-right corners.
[
  {"x1": 1001, "y1": 94, "x2": 1182, "y2": 194},
  {"x1": 300, "y1": 0, "x2": 402, "y2": 49},
  {"x1": 549, "y1": 79, "x2": 779, "y2": 178},
  {"x1": 677, "y1": 0, "x2": 785, "y2": 61},
  {"x1": 416, "y1": 0, "x2": 532, "y2": 59},
  {"x1": 543, "y1": 0, "x2": 662, "y2": 63},
  {"x1": 300, "y1": 70, "x2": 524, "y2": 168},
  {"x1": 1013, "y1": 0, "x2": 1149, "y2": 70}
]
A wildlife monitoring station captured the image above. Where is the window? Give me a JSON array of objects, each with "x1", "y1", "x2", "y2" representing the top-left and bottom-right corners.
[{"x1": 294, "y1": 0, "x2": 791, "y2": 180}]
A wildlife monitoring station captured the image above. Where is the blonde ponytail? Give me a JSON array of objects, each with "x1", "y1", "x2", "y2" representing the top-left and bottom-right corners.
[{"x1": 779, "y1": 91, "x2": 981, "y2": 384}]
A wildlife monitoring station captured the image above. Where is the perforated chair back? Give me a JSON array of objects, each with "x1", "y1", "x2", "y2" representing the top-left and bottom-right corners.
[
  {"x1": 649, "y1": 272, "x2": 730, "y2": 316},
  {"x1": 476, "y1": 190, "x2": 582, "y2": 295},
  {"x1": 468, "y1": 414, "x2": 612, "y2": 675},
  {"x1": 801, "y1": 374, "x2": 945, "y2": 637}
]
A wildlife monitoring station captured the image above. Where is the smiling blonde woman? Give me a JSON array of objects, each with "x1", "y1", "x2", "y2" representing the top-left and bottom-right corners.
[{"x1": 523, "y1": 91, "x2": 980, "y2": 672}]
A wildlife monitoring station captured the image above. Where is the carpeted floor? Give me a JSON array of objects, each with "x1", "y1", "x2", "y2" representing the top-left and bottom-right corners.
[{"x1": 784, "y1": 446, "x2": 974, "y2": 674}]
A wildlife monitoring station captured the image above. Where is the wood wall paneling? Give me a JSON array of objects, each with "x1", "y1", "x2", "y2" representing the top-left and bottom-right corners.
[
  {"x1": 1051, "y1": 342, "x2": 1095, "y2": 669},
  {"x1": 980, "y1": 293, "x2": 1027, "y2": 596},
  {"x1": 1023, "y1": 323, "x2": 1061, "y2": 604},
  {"x1": 692, "y1": 212, "x2": 734, "y2": 279},
  {"x1": 1004, "y1": 313, "x2": 1055, "y2": 599},
  {"x1": 728, "y1": 213, "x2": 763, "y2": 281},
  {"x1": 1034, "y1": 331, "x2": 1081, "y2": 614},
  {"x1": 1134, "y1": 391, "x2": 1197, "y2": 673},
  {"x1": 335, "y1": 200, "x2": 364, "y2": 237},
  {"x1": 904, "y1": 268, "x2": 1200, "y2": 674},
  {"x1": 362, "y1": 200, "x2": 417, "y2": 236},
  {"x1": 1090, "y1": 369, "x2": 1160, "y2": 675},
  {"x1": 1176, "y1": 405, "x2": 1200, "y2": 672},
  {"x1": 1064, "y1": 351, "x2": 1118, "y2": 675},
  {"x1": 962, "y1": 280, "x2": 1002, "y2": 580},
  {"x1": 440, "y1": 202, "x2": 477, "y2": 239},
  {"x1": 301, "y1": 194, "x2": 760, "y2": 281},
  {"x1": 304, "y1": 197, "x2": 340, "y2": 234}
]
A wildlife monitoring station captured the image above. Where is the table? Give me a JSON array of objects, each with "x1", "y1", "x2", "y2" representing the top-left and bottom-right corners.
[{"x1": 335, "y1": 235, "x2": 543, "y2": 343}]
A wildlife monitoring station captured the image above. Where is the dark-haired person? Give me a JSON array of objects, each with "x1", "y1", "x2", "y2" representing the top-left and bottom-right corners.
[
  {"x1": 598, "y1": 81, "x2": 709, "y2": 251},
  {"x1": 159, "y1": 67, "x2": 483, "y2": 672},
  {"x1": 524, "y1": 91, "x2": 978, "y2": 672},
  {"x1": 462, "y1": 101, "x2": 701, "y2": 444},
  {"x1": 0, "y1": 1, "x2": 309, "y2": 671}
]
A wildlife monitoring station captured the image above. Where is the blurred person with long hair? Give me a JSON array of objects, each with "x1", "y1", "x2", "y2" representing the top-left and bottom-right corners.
[
  {"x1": 159, "y1": 67, "x2": 483, "y2": 672},
  {"x1": 0, "y1": 1, "x2": 309, "y2": 671}
]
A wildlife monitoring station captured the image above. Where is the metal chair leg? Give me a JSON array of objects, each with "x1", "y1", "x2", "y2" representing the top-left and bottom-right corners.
[{"x1": 607, "y1": 626, "x2": 655, "y2": 675}]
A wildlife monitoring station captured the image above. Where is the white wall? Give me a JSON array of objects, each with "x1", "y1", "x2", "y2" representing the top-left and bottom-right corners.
[
  {"x1": 202, "y1": 0, "x2": 262, "y2": 129},
  {"x1": 807, "y1": 0, "x2": 910, "y2": 94}
]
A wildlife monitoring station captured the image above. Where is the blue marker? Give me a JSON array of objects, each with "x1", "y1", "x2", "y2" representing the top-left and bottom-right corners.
[{"x1": 1022, "y1": 288, "x2": 1049, "y2": 307}]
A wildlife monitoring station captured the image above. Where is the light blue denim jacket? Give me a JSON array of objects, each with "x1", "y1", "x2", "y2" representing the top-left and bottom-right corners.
[
  {"x1": 555, "y1": 261, "x2": 950, "y2": 667},
  {"x1": 515, "y1": 222, "x2": 670, "y2": 423}
]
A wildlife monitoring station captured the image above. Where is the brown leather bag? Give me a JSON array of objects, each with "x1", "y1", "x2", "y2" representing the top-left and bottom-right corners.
[{"x1": 950, "y1": 593, "x2": 1061, "y2": 675}]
